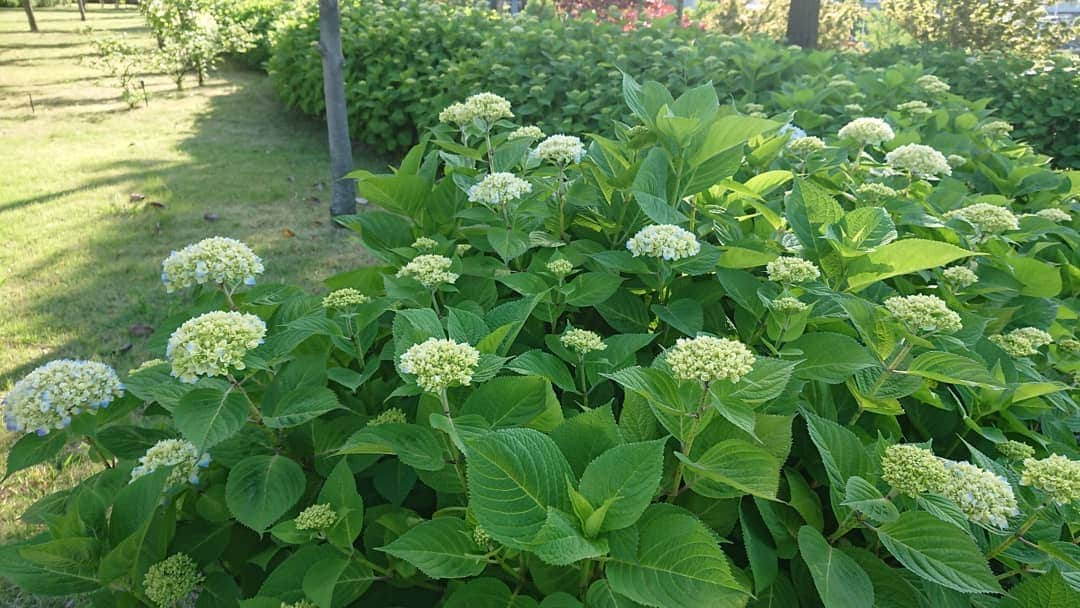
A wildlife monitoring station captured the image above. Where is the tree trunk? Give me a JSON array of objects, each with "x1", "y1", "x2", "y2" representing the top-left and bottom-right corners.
[
  {"x1": 77, "y1": 0, "x2": 87, "y2": 21},
  {"x1": 786, "y1": 0, "x2": 821, "y2": 49},
  {"x1": 318, "y1": 0, "x2": 357, "y2": 219},
  {"x1": 22, "y1": 0, "x2": 38, "y2": 32}
]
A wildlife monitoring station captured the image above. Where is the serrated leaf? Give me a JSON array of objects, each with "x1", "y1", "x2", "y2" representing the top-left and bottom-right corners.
[
  {"x1": 262, "y1": 385, "x2": 342, "y2": 429},
  {"x1": 905, "y1": 352, "x2": 1002, "y2": 388},
  {"x1": 174, "y1": 387, "x2": 248, "y2": 451},
  {"x1": 225, "y1": 455, "x2": 306, "y2": 532},
  {"x1": 530, "y1": 508, "x2": 609, "y2": 566},
  {"x1": 678, "y1": 439, "x2": 781, "y2": 499},
  {"x1": 842, "y1": 476, "x2": 898, "y2": 524},
  {"x1": 877, "y1": 512, "x2": 1001, "y2": 594},
  {"x1": 578, "y1": 439, "x2": 666, "y2": 534},
  {"x1": 797, "y1": 526, "x2": 875, "y2": 608},
  {"x1": 338, "y1": 423, "x2": 445, "y2": 471},
  {"x1": 380, "y1": 518, "x2": 487, "y2": 579}
]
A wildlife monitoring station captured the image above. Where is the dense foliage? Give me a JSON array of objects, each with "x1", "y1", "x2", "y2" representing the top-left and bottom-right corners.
[
  {"x1": 692, "y1": 0, "x2": 866, "y2": 49},
  {"x1": 140, "y1": 0, "x2": 253, "y2": 88},
  {"x1": 266, "y1": 0, "x2": 1079, "y2": 168},
  {"x1": 2, "y1": 70, "x2": 1079, "y2": 607},
  {"x1": 881, "y1": 0, "x2": 1078, "y2": 56}
]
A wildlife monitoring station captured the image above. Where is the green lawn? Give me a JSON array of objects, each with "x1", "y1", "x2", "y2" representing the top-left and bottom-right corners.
[{"x1": 0, "y1": 6, "x2": 380, "y2": 391}]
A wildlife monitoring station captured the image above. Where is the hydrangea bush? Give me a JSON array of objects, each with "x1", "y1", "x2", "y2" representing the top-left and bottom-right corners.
[{"x1": 1, "y1": 79, "x2": 1078, "y2": 607}]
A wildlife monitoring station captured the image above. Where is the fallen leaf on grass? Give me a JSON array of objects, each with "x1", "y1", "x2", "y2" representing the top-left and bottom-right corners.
[{"x1": 282, "y1": 228, "x2": 296, "y2": 237}]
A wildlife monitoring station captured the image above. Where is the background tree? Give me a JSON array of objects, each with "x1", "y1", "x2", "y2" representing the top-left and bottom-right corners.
[
  {"x1": 21, "y1": 0, "x2": 38, "y2": 32},
  {"x1": 78, "y1": 0, "x2": 87, "y2": 22},
  {"x1": 318, "y1": 0, "x2": 356, "y2": 218},
  {"x1": 786, "y1": 0, "x2": 821, "y2": 48}
]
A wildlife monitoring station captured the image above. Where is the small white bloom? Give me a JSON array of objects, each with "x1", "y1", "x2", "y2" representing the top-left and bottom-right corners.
[
  {"x1": 885, "y1": 294, "x2": 962, "y2": 334},
  {"x1": 467, "y1": 173, "x2": 532, "y2": 206},
  {"x1": 397, "y1": 254, "x2": 459, "y2": 288},
  {"x1": 399, "y1": 338, "x2": 480, "y2": 392},
  {"x1": 560, "y1": 328, "x2": 606, "y2": 355},
  {"x1": 533, "y1": 134, "x2": 586, "y2": 165},
  {"x1": 166, "y1": 311, "x2": 266, "y2": 383},
  {"x1": 626, "y1": 225, "x2": 700, "y2": 261},
  {"x1": 885, "y1": 144, "x2": 952, "y2": 178},
  {"x1": 161, "y1": 237, "x2": 264, "y2": 294},
  {"x1": 131, "y1": 439, "x2": 211, "y2": 488},
  {"x1": 766, "y1": 257, "x2": 820, "y2": 284},
  {"x1": 666, "y1": 336, "x2": 755, "y2": 384},
  {"x1": 838, "y1": 117, "x2": 894, "y2": 146},
  {"x1": 946, "y1": 203, "x2": 1019, "y2": 234},
  {"x1": 3, "y1": 360, "x2": 124, "y2": 435}
]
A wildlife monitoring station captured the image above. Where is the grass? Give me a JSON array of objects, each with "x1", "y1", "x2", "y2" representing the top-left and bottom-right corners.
[
  {"x1": 0, "y1": 7, "x2": 381, "y2": 604},
  {"x1": 0, "y1": 6, "x2": 381, "y2": 390}
]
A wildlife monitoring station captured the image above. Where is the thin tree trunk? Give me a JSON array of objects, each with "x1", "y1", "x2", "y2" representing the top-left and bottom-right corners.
[
  {"x1": 78, "y1": 0, "x2": 87, "y2": 21},
  {"x1": 22, "y1": 0, "x2": 38, "y2": 32},
  {"x1": 318, "y1": 0, "x2": 356, "y2": 219},
  {"x1": 786, "y1": 0, "x2": 821, "y2": 49}
]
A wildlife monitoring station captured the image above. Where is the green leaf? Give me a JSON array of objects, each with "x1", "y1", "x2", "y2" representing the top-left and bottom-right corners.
[
  {"x1": 338, "y1": 423, "x2": 445, "y2": 471},
  {"x1": 802, "y1": 410, "x2": 874, "y2": 507},
  {"x1": 825, "y1": 207, "x2": 897, "y2": 256},
  {"x1": 4, "y1": 432, "x2": 66, "y2": 479},
  {"x1": 842, "y1": 476, "x2": 899, "y2": 524},
  {"x1": 564, "y1": 272, "x2": 624, "y2": 307},
  {"x1": 845, "y1": 239, "x2": 978, "y2": 292},
  {"x1": 788, "y1": 332, "x2": 878, "y2": 384},
  {"x1": 1001, "y1": 570, "x2": 1080, "y2": 608},
  {"x1": 877, "y1": 512, "x2": 1001, "y2": 594},
  {"x1": 586, "y1": 580, "x2": 641, "y2": 608},
  {"x1": 10, "y1": 538, "x2": 101, "y2": 595},
  {"x1": 262, "y1": 385, "x2": 342, "y2": 429},
  {"x1": 797, "y1": 526, "x2": 875, "y2": 608},
  {"x1": 461, "y1": 376, "x2": 554, "y2": 428},
  {"x1": 225, "y1": 455, "x2": 306, "y2": 532},
  {"x1": 380, "y1": 517, "x2": 487, "y2": 579},
  {"x1": 95, "y1": 425, "x2": 174, "y2": 460},
  {"x1": 318, "y1": 459, "x2": 365, "y2": 550},
  {"x1": 301, "y1": 555, "x2": 375, "y2": 608},
  {"x1": 578, "y1": 439, "x2": 666, "y2": 533},
  {"x1": 508, "y1": 351, "x2": 577, "y2": 393},
  {"x1": 550, "y1": 405, "x2": 624, "y2": 477},
  {"x1": 466, "y1": 428, "x2": 574, "y2": 550},
  {"x1": 652, "y1": 299, "x2": 704, "y2": 337},
  {"x1": 677, "y1": 439, "x2": 781, "y2": 499},
  {"x1": 740, "y1": 500, "x2": 778, "y2": 593},
  {"x1": 443, "y1": 577, "x2": 540, "y2": 608},
  {"x1": 174, "y1": 387, "x2": 248, "y2": 451},
  {"x1": 530, "y1": 508, "x2": 609, "y2": 566},
  {"x1": 607, "y1": 504, "x2": 747, "y2": 607},
  {"x1": 905, "y1": 352, "x2": 1003, "y2": 388}
]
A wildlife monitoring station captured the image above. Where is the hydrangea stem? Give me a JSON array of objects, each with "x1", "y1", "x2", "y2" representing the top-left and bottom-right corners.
[
  {"x1": 438, "y1": 389, "x2": 468, "y2": 490},
  {"x1": 987, "y1": 506, "x2": 1044, "y2": 560},
  {"x1": 667, "y1": 382, "x2": 711, "y2": 498}
]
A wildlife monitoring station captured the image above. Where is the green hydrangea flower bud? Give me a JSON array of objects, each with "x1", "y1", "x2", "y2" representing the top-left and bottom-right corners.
[
  {"x1": 881, "y1": 444, "x2": 948, "y2": 497},
  {"x1": 397, "y1": 254, "x2": 459, "y2": 288},
  {"x1": 766, "y1": 257, "x2": 820, "y2": 284},
  {"x1": 399, "y1": 338, "x2": 480, "y2": 392},
  {"x1": 942, "y1": 266, "x2": 977, "y2": 289},
  {"x1": 996, "y1": 440, "x2": 1035, "y2": 461},
  {"x1": 769, "y1": 297, "x2": 809, "y2": 314},
  {"x1": 322, "y1": 288, "x2": 370, "y2": 309},
  {"x1": 560, "y1": 328, "x2": 607, "y2": 355},
  {"x1": 144, "y1": 553, "x2": 203, "y2": 608},
  {"x1": 295, "y1": 503, "x2": 338, "y2": 531},
  {"x1": 666, "y1": 336, "x2": 755, "y2": 384},
  {"x1": 411, "y1": 236, "x2": 438, "y2": 251},
  {"x1": 546, "y1": 259, "x2": 574, "y2": 278},
  {"x1": 368, "y1": 407, "x2": 407, "y2": 426},
  {"x1": 1021, "y1": 454, "x2": 1080, "y2": 505},
  {"x1": 885, "y1": 294, "x2": 962, "y2": 334}
]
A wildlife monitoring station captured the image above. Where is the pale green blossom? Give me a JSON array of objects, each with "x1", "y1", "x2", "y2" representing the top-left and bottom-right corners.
[
  {"x1": 467, "y1": 173, "x2": 532, "y2": 206},
  {"x1": 533, "y1": 134, "x2": 586, "y2": 165},
  {"x1": 295, "y1": 503, "x2": 338, "y2": 531},
  {"x1": 561, "y1": 328, "x2": 607, "y2": 355},
  {"x1": 161, "y1": 237, "x2": 263, "y2": 294},
  {"x1": 885, "y1": 144, "x2": 951, "y2": 178},
  {"x1": 769, "y1": 297, "x2": 809, "y2": 313},
  {"x1": 767, "y1": 257, "x2": 820, "y2": 284},
  {"x1": 997, "y1": 440, "x2": 1035, "y2": 461},
  {"x1": 1034, "y1": 208, "x2": 1071, "y2": 223},
  {"x1": 626, "y1": 225, "x2": 700, "y2": 261},
  {"x1": 131, "y1": 438, "x2": 210, "y2": 488},
  {"x1": 885, "y1": 294, "x2": 962, "y2": 334},
  {"x1": 991, "y1": 327, "x2": 1053, "y2": 357},
  {"x1": 942, "y1": 460, "x2": 1018, "y2": 528},
  {"x1": 897, "y1": 100, "x2": 932, "y2": 117},
  {"x1": 942, "y1": 266, "x2": 978, "y2": 289},
  {"x1": 666, "y1": 336, "x2": 755, "y2": 384},
  {"x1": 947, "y1": 203, "x2": 1019, "y2": 234},
  {"x1": 744, "y1": 103, "x2": 765, "y2": 114},
  {"x1": 368, "y1": 407, "x2": 407, "y2": 426},
  {"x1": 166, "y1": 311, "x2": 266, "y2": 383},
  {"x1": 439, "y1": 92, "x2": 512, "y2": 126},
  {"x1": 546, "y1": 259, "x2": 574, "y2": 278},
  {"x1": 916, "y1": 74, "x2": 951, "y2": 95},
  {"x1": 323, "y1": 288, "x2": 370, "y2": 309},
  {"x1": 980, "y1": 120, "x2": 1013, "y2": 137},
  {"x1": 399, "y1": 338, "x2": 480, "y2": 392},
  {"x1": 844, "y1": 104, "x2": 864, "y2": 114},
  {"x1": 838, "y1": 117, "x2": 894, "y2": 146},
  {"x1": 881, "y1": 444, "x2": 949, "y2": 497},
  {"x1": 144, "y1": 553, "x2": 203, "y2": 608},
  {"x1": 509, "y1": 125, "x2": 545, "y2": 140},
  {"x1": 397, "y1": 254, "x2": 458, "y2": 288},
  {"x1": 3, "y1": 360, "x2": 123, "y2": 435},
  {"x1": 1021, "y1": 454, "x2": 1080, "y2": 505},
  {"x1": 947, "y1": 154, "x2": 967, "y2": 168},
  {"x1": 412, "y1": 236, "x2": 438, "y2": 250},
  {"x1": 856, "y1": 183, "x2": 898, "y2": 199},
  {"x1": 787, "y1": 136, "x2": 826, "y2": 156}
]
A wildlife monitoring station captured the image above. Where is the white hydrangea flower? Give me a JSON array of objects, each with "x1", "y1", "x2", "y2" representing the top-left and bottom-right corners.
[
  {"x1": 844, "y1": 104, "x2": 864, "y2": 114},
  {"x1": 885, "y1": 294, "x2": 962, "y2": 334},
  {"x1": 560, "y1": 328, "x2": 607, "y2": 355},
  {"x1": 856, "y1": 183, "x2": 898, "y2": 199},
  {"x1": 769, "y1": 297, "x2": 809, "y2": 313},
  {"x1": 399, "y1": 338, "x2": 480, "y2": 392},
  {"x1": 3, "y1": 360, "x2": 124, "y2": 435},
  {"x1": 166, "y1": 311, "x2": 266, "y2": 383},
  {"x1": 439, "y1": 92, "x2": 513, "y2": 126},
  {"x1": 881, "y1": 444, "x2": 949, "y2": 497},
  {"x1": 980, "y1": 120, "x2": 1013, "y2": 137},
  {"x1": 1021, "y1": 454, "x2": 1080, "y2": 505},
  {"x1": 131, "y1": 438, "x2": 211, "y2": 487},
  {"x1": 1033, "y1": 208, "x2": 1071, "y2": 223},
  {"x1": 467, "y1": 173, "x2": 532, "y2": 206},
  {"x1": 766, "y1": 257, "x2": 820, "y2": 284},
  {"x1": 666, "y1": 336, "x2": 755, "y2": 384},
  {"x1": 438, "y1": 102, "x2": 471, "y2": 126},
  {"x1": 626, "y1": 225, "x2": 700, "y2": 261},
  {"x1": 786, "y1": 136, "x2": 826, "y2": 156},
  {"x1": 897, "y1": 100, "x2": 932, "y2": 117},
  {"x1": 161, "y1": 237, "x2": 264, "y2": 294},
  {"x1": 412, "y1": 236, "x2": 438, "y2": 250},
  {"x1": 990, "y1": 327, "x2": 1054, "y2": 357},
  {"x1": 941, "y1": 461, "x2": 1019, "y2": 529},
  {"x1": 508, "y1": 125, "x2": 545, "y2": 140},
  {"x1": 885, "y1": 144, "x2": 952, "y2": 179},
  {"x1": 942, "y1": 266, "x2": 978, "y2": 289},
  {"x1": 533, "y1": 135, "x2": 586, "y2": 165},
  {"x1": 916, "y1": 74, "x2": 951, "y2": 95},
  {"x1": 946, "y1": 203, "x2": 1019, "y2": 234},
  {"x1": 322, "y1": 288, "x2": 370, "y2": 309},
  {"x1": 396, "y1": 254, "x2": 459, "y2": 288},
  {"x1": 838, "y1": 117, "x2": 894, "y2": 146}
]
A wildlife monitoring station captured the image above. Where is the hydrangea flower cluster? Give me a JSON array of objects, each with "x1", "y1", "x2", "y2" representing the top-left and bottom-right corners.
[
  {"x1": 144, "y1": 553, "x2": 203, "y2": 608},
  {"x1": 626, "y1": 224, "x2": 700, "y2": 261},
  {"x1": 885, "y1": 144, "x2": 952, "y2": 178},
  {"x1": 990, "y1": 327, "x2": 1054, "y2": 357},
  {"x1": 560, "y1": 328, "x2": 607, "y2": 355},
  {"x1": 997, "y1": 440, "x2": 1035, "y2": 461},
  {"x1": 947, "y1": 203, "x2": 1019, "y2": 234},
  {"x1": 942, "y1": 266, "x2": 978, "y2": 289},
  {"x1": 916, "y1": 74, "x2": 951, "y2": 95},
  {"x1": 546, "y1": 259, "x2": 574, "y2": 278},
  {"x1": 947, "y1": 154, "x2": 967, "y2": 168},
  {"x1": 1059, "y1": 338, "x2": 1080, "y2": 355},
  {"x1": 322, "y1": 288, "x2": 370, "y2": 309},
  {"x1": 533, "y1": 134, "x2": 586, "y2": 165},
  {"x1": 769, "y1": 296, "x2": 809, "y2": 314},
  {"x1": 467, "y1": 172, "x2": 532, "y2": 206},
  {"x1": 881, "y1": 444, "x2": 949, "y2": 496},
  {"x1": 1032, "y1": 208, "x2": 1071, "y2": 223},
  {"x1": 666, "y1": 336, "x2": 755, "y2": 384},
  {"x1": 473, "y1": 526, "x2": 494, "y2": 551},
  {"x1": 368, "y1": 407, "x2": 407, "y2": 426},
  {"x1": 3, "y1": 360, "x2": 124, "y2": 435},
  {"x1": 295, "y1": 503, "x2": 338, "y2": 531},
  {"x1": 897, "y1": 100, "x2": 932, "y2": 117},
  {"x1": 166, "y1": 311, "x2": 266, "y2": 383},
  {"x1": 844, "y1": 103, "x2": 864, "y2": 114},
  {"x1": 412, "y1": 236, "x2": 438, "y2": 250},
  {"x1": 161, "y1": 237, "x2": 264, "y2": 293},
  {"x1": 856, "y1": 183, "x2": 898, "y2": 199},
  {"x1": 399, "y1": 338, "x2": 480, "y2": 392},
  {"x1": 744, "y1": 103, "x2": 765, "y2": 114},
  {"x1": 439, "y1": 92, "x2": 512, "y2": 126},
  {"x1": 766, "y1": 257, "x2": 821, "y2": 284},
  {"x1": 884, "y1": 294, "x2": 962, "y2": 334},
  {"x1": 980, "y1": 120, "x2": 1013, "y2": 137},
  {"x1": 837, "y1": 117, "x2": 894, "y2": 146},
  {"x1": 396, "y1": 254, "x2": 459, "y2": 288},
  {"x1": 786, "y1": 136, "x2": 826, "y2": 156},
  {"x1": 942, "y1": 461, "x2": 1019, "y2": 528},
  {"x1": 509, "y1": 125, "x2": 545, "y2": 140},
  {"x1": 130, "y1": 438, "x2": 211, "y2": 488},
  {"x1": 1021, "y1": 454, "x2": 1080, "y2": 504}
]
